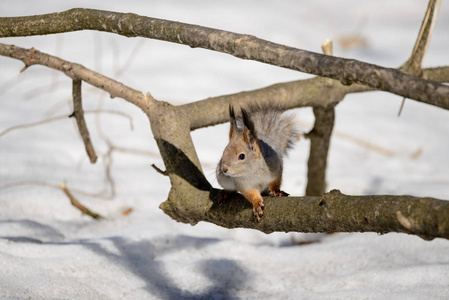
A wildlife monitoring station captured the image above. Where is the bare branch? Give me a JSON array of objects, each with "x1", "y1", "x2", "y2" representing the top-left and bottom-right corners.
[
  {"x1": 71, "y1": 79, "x2": 97, "y2": 163},
  {"x1": 0, "y1": 9, "x2": 448, "y2": 107},
  {"x1": 182, "y1": 65, "x2": 449, "y2": 131},
  {"x1": 160, "y1": 188, "x2": 449, "y2": 241},
  {"x1": 0, "y1": 43, "x2": 149, "y2": 112},
  {"x1": 1, "y1": 43, "x2": 448, "y2": 134}
]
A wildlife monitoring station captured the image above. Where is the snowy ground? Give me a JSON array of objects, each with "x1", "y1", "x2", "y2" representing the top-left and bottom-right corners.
[{"x1": 1, "y1": 1, "x2": 449, "y2": 299}]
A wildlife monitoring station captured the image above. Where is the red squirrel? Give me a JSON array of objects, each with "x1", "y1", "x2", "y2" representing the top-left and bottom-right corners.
[{"x1": 216, "y1": 104, "x2": 297, "y2": 220}]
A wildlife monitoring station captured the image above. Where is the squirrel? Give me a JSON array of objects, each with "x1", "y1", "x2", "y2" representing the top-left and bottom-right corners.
[{"x1": 216, "y1": 103, "x2": 297, "y2": 220}]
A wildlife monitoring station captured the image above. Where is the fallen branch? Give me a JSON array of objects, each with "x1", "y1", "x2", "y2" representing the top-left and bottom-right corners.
[
  {"x1": 59, "y1": 182, "x2": 104, "y2": 220},
  {"x1": 160, "y1": 188, "x2": 449, "y2": 241},
  {"x1": 1, "y1": 9, "x2": 449, "y2": 107}
]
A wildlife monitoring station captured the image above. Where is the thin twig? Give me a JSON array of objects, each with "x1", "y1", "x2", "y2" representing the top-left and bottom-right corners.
[
  {"x1": 71, "y1": 79, "x2": 97, "y2": 163},
  {"x1": 0, "y1": 109, "x2": 133, "y2": 138},
  {"x1": 59, "y1": 181, "x2": 104, "y2": 220},
  {"x1": 151, "y1": 164, "x2": 168, "y2": 176},
  {"x1": 102, "y1": 143, "x2": 116, "y2": 199},
  {"x1": 398, "y1": 98, "x2": 406, "y2": 117},
  {"x1": 398, "y1": 0, "x2": 441, "y2": 116}
]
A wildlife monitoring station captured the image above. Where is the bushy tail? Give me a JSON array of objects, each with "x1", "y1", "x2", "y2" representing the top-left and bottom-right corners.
[{"x1": 244, "y1": 103, "x2": 297, "y2": 155}]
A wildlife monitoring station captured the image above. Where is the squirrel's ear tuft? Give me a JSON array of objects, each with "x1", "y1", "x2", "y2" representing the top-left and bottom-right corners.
[
  {"x1": 241, "y1": 108, "x2": 256, "y2": 137},
  {"x1": 229, "y1": 105, "x2": 237, "y2": 139},
  {"x1": 241, "y1": 108, "x2": 258, "y2": 149}
]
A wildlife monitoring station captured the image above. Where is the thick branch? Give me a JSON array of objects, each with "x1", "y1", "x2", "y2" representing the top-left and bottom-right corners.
[
  {"x1": 160, "y1": 188, "x2": 449, "y2": 241},
  {"x1": 182, "y1": 77, "x2": 342, "y2": 130},
  {"x1": 305, "y1": 106, "x2": 336, "y2": 196},
  {"x1": 423, "y1": 66, "x2": 449, "y2": 82},
  {"x1": 183, "y1": 65, "x2": 449, "y2": 130},
  {"x1": 71, "y1": 79, "x2": 97, "y2": 163},
  {"x1": 1, "y1": 8, "x2": 448, "y2": 107}
]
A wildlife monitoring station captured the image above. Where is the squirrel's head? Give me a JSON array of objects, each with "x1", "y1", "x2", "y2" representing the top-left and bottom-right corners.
[{"x1": 221, "y1": 106, "x2": 261, "y2": 177}]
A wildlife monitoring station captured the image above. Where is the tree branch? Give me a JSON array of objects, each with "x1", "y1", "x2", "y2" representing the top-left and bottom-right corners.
[
  {"x1": 1, "y1": 8, "x2": 448, "y2": 107},
  {"x1": 160, "y1": 187, "x2": 449, "y2": 241},
  {"x1": 0, "y1": 43, "x2": 150, "y2": 113},
  {"x1": 181, "y1": 65, "x2": 449, "y2": 131},
  {"x1": 306, "y1": 106, "x2": 336, "y2": 196},
  {"x1": 70, "y1": 79, "x2": 97, "y2": 163},
  {"x1": 2, "y1": 42, "x2": 448, "y2": 134}
]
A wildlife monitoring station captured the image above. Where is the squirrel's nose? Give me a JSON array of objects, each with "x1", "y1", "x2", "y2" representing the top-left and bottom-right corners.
[{"x1": 222, "y1": 166, "x2": 229, "y2": 173}]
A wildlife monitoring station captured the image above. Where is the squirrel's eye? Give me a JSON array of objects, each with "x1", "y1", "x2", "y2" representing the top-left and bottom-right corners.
[{"x1": 238, "y1": 153, "x2": 245, "y2": 160}]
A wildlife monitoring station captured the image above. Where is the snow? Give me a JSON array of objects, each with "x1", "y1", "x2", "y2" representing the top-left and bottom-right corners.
[{"x1": 1, "y1": 1, "x2": 449, "y2": 299}]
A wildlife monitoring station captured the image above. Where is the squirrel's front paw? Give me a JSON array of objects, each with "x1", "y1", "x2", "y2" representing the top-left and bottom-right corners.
[
  {"x1": 269, "y1": 189, "x2": 289, "y2": 197},
  {"x1": 252, "y1": 198, "x2": 264, "y2": 221}
]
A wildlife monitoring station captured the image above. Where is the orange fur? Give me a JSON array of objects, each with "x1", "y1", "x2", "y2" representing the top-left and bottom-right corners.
[
  {"x1": 268, "y1": 174, "x2": 289, "y2": 197},
  {"x1": 242, "y1": 188, "x2": 264, "y2": 220}
]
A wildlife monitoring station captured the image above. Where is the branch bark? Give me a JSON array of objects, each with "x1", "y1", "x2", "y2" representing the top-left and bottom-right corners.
[
  {"x1": 160, "y1": 187, "x2": 449, "y2": 241},
  {"x1": 305, "y1": 106, "x2": 336, "y2": 196},
  {"x1": 1, "y1": 8, "x2": 448, "y2": 108}
]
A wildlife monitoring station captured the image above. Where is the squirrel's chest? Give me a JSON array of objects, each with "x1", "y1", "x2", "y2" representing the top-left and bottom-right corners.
[{"x1": 243, "y1": 167, "x2": 278, "y2": 191}]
